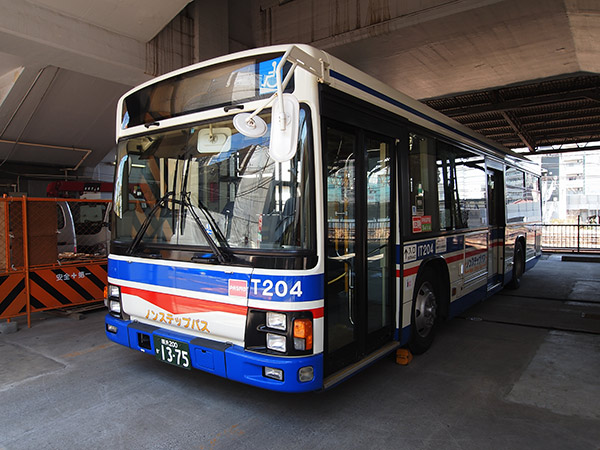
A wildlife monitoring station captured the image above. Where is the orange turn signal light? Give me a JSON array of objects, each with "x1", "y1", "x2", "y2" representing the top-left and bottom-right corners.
[{"x1": 293, "y1": 318, "x2": 313, "y2": 351}]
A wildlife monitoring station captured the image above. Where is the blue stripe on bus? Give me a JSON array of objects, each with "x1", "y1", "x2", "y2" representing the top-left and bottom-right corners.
[
  {"x1": 397, "y1": 235, "x2": 465, "y2": 263},
  {"x1": 248, "y1": 273, "x2": 324, "y2": 302},
  {"x1": 329, "y1": 70, "x2": 495, "y2": 151},
  {"x1": 108, "y1": 258, "x2": 324, "y2": 302},
  {"x1": 449, "y1": 284, "x2": 488, "y2": 318},
  {"x1": 106, "y1": 314, "x2": 324, "y2": 392}
]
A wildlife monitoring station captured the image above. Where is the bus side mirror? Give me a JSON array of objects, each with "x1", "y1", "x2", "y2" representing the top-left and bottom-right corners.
[{"x1": 269, "y1": 94, "x2": 299, "y2": 163}]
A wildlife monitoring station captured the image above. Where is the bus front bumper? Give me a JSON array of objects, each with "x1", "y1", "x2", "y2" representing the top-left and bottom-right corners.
[{"x1": 105, "y1": 314, "x2": 323, "y2": 393}]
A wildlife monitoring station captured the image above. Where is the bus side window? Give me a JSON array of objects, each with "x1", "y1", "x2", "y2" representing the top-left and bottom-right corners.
[
  {"x1": 438, "y1": 143, "x2": 487, "y2": 230},
  {"x1": 408, "y1": 133, "x2": 440, "y2": 233},
  {"x1": 408, "y1": 133, "x2": 487, "y2": 234}
]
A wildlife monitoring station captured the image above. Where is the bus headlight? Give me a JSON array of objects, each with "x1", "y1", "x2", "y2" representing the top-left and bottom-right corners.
[
  {"x1": 245, "y1": 309, "x2": 313, "y2": 356},
  {"x1": 266, "y1": 333, "x2": 287, "y2": 353},
  {"x1": 108, "y1": 284, "x2": 120, "y2": 298},
  {"x1": 266, "y1": 311, "x2": 287, "y2": 331},
  {"x1": 107, "y1": 284, "x2": 123, "y2": 318},
  {"x1": 109, "y1": 300, "x2": 121, "y2": 314}
]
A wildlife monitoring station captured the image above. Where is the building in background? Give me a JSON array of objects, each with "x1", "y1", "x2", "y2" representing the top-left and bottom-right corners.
[{"x1": 529, "y1": 148, "x2": 600, "y2": 224}]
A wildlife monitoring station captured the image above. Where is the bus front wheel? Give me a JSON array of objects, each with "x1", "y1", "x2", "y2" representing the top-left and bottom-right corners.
[
  {"x1": 409, "y1": 269, "x2": 439, "y2": 354},
  {"x1": 507, "y1": 242, "x2": 524, "y2": 289}
]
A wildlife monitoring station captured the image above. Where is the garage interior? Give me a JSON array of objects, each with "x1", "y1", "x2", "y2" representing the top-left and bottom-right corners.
[{"x1": 0, "y1": 0, "x2": 598, "y2": 448}]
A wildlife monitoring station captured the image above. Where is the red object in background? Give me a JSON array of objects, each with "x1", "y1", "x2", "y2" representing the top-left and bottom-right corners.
[{"x1": 47, "y1": 181, "x2": 113, "y2": 198}]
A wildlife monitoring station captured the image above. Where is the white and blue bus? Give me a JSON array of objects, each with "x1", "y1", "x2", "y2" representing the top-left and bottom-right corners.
[{"x1": 105, "y1": 44, "x2": 542, "y2": 392}]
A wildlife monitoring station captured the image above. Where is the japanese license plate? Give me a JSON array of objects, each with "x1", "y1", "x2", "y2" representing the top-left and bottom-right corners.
[{"x1": 153, "y1": 336, "x2": 191, "y2": 370}]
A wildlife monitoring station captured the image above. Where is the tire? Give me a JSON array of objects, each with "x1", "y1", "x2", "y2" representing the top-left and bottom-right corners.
[
  {"x1": 408, "y1": 268, "x2": 439, "y2": 354},
  {"x1": 507, "y1": 242, "x2": 524, "y2": 290}
]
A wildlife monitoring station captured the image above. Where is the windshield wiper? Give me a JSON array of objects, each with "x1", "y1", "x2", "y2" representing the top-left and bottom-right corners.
[
  {"x1": 196, "y1": 197, "x2": 230, "y2": 249},
  {"x1": 178, "y1": 159, "x2": 229, "y2": 264},
  {"x1": 126, "y1": 190, "x2": 175, "y2": 255},
  {"x1": 179, "y1": 193, "x2": 230, "y2": 264},
  {"x1": 126, "y1": 190, "x2": 230, "y2": 264}
]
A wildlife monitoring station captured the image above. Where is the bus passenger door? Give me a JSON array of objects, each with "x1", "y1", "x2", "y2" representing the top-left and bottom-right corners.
[
  {"x1": 324, "y1": 124, "x2": 394, "y2": 377},
  {"x1": 487, "y1": 168, "x2": 505, "y2": 290}
]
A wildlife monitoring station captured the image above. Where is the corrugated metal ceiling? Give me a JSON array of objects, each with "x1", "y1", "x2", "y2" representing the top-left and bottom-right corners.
[{"x1": 422, "y1": 73, "x2": 600, "y2": 151}]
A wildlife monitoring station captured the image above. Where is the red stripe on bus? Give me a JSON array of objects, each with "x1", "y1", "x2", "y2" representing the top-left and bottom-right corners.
[
  {"x1": 400, "y1": 266, "x2": 419, "y2": 277},
  {"x1": 399, "y1": 252, "x2": 466, "y2": 278},
  {"x1": 122, "y1": 286, "x2": 324, "y2": 319},
  {"x1": 122, "y1": 286, "x2": 248, "y2": 316},
  {"x1": 445, "y1": 254, "x2": 464, "y2": 264},
  {"x1": 465, "y1": 248, "x2": 487, "y2": 258},
  {"x1": 312, "y1": 307, "x2": 324, "y2": 319}
]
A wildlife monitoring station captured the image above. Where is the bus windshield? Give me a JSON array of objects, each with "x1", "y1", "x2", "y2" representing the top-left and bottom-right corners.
[
  {"x1": 121, "y1": 53, "x2": 292, "y2": 129},
  {"x1": 112, "y1": 106, "x2": 315, "y2": 267}
]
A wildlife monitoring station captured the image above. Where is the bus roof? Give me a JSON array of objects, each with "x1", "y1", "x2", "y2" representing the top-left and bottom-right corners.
[{"x1": 117, "y1": 44, "x2": 537, "y2": 174}]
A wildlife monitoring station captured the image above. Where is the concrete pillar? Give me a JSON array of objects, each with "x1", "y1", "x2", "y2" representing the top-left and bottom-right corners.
[{"x1": 193, "y1": 0, "x2": 230, "y2": 62}]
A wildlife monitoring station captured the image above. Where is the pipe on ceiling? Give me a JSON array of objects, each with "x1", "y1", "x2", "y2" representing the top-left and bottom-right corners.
[{"x1": 0, "y1": 138, "x2": 92, "y2": 171}]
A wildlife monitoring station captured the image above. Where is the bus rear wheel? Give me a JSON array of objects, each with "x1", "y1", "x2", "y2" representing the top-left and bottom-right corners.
[{"x1": 409, "y1": 270, "x2": 439, "y2": 354}]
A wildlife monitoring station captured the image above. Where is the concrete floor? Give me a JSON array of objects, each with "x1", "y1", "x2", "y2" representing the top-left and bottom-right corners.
[{"x1": 1, "y1": 253, "x2": 599, "y2": 450}]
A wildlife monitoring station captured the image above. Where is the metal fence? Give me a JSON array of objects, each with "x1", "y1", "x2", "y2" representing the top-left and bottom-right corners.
[
  {"x1": 541, "y1": 222, "x2": 600, "y2": 252},
  {"x1": 0, "y1": 197, "x2": 109, "y2": 326}
]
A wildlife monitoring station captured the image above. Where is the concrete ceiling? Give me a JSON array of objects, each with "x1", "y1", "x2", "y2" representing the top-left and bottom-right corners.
[
  {"x1": 0, "y1": 0, "x2": 599, "y2": 187},
  {"x1": 26, "y1": 0, "x2": 192, "y2": 42},
  {"x1": 0, "y1": 0, "x2": 190, "y2": 178},
  {"x1": 258, "y1": 0, "x2": 600, "y2": 151},
  {"x1": 263, "y1": 0, "x2": 600, "y2": 99}
]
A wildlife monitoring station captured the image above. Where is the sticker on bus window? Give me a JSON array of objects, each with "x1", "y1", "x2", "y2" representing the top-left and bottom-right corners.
[
  {"x1": 258, "y1": 57, "x2": 282, "y2": 95},
  {"x1": 412, "y1": 216, "x2": 422, "y2": 233},
  {"x1": 421, "y1": 216, "x2": 432, "y2": 232},
  {"x1": 412, "y1": 215, "x2": 431, "y2": 233}
]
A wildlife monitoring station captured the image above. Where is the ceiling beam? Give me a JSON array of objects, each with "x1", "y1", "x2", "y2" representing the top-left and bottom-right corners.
[
  {"x1": 500, "y1": 110, "x2": 536, "y2": 152},
  {"x1": 427, "y1": 87, "x2": 600, "y2": 118},
  {"x1": 528, "y1": 145, "x2": 600, "y2": 156}
]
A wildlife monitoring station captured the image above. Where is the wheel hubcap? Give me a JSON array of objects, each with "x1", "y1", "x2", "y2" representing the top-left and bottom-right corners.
[{"x1": 414, "y1": 282, "x2": 437, "y2": 338}]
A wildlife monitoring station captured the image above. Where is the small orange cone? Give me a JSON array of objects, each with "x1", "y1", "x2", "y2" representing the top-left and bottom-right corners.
[{"x1": 396, "y1": 348, "x2": 413, "y2": 365}]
